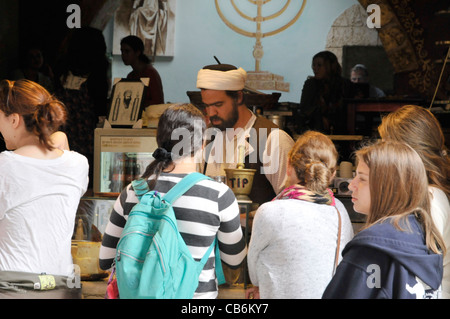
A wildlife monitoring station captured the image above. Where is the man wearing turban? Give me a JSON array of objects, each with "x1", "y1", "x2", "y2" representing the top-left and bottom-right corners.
[{"x1": 197, "y1": 64, "x2": 294, "y2": 205}]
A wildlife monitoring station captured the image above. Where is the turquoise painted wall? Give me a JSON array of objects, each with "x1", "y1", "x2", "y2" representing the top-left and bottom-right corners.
[{"x1": 105, "y1": 0, "x2": 358, "y2": 104}]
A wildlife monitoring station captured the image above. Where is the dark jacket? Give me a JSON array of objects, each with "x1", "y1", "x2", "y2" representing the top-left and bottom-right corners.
[
  {"x1": 296, "y1": 76, "x2": 354, "y2": 134},
  {"x1": 322, "y1": 214, "x2": 443, "y2": 299},
  {"x1": 203, "y1": 116, "x2": 280, "y2": 206},
  {"x1": 244, "y1": 116, "x2": 279, "y2": 205}
]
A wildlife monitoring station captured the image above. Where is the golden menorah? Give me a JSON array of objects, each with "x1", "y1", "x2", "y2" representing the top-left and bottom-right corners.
[{"x1": 215, "y1": 0, "x2": 307, "y2": 92}]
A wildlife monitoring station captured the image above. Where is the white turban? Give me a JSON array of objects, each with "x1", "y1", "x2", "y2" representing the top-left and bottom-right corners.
[{"x1": 197, "y1": 67, "x2": 247, "y2": 91}]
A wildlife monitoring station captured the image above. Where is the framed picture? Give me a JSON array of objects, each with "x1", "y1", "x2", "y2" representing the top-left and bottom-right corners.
[
  {"x1": 107, "y1": 78, "x2": 149, "y2": 127},
  {"x1": 113, "y1": 0, "x2": 177, "y2": 57}
]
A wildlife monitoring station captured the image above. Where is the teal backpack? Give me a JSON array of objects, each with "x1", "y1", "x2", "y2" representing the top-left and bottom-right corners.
[{"x1": 115, "y1": 172, "x2": 225, "y2": 299}]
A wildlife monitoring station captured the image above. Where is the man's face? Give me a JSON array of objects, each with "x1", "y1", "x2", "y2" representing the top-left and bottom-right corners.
[
  {"x1": 201, "y1": 89, "x2": 239, "y2": 131},
  {"x1": 350, "y1": 70, "x2": 368, "y2": 83}
]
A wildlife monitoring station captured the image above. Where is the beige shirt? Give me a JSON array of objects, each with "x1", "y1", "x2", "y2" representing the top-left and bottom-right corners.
[{"x1": 205, "y1": 113, "x2": 294, "y2": 195}]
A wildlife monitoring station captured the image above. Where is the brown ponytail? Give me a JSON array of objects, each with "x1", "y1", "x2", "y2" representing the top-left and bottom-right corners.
[
  {"x1": 289, "y1": 131, "x2": 338, "y2": 194},
  {"x1": 304, "y1": 161, "x2": 332, "y2": 194},
  {"x1": 141, "y1": 103, "x2": 206, "y2": 188},
  {"x1": 0, "y1": 79, "x2": 67, "y2": 150}
]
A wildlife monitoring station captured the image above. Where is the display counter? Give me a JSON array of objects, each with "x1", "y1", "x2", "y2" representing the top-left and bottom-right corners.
[
  {"x1": 81, "y1": 279, "x2": 245, "y2": 299},
  {"x1": 93, "y1": 128, "x2": 157, "y2": 196}
]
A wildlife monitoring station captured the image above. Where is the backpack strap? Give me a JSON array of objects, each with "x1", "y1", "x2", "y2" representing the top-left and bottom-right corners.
[
  {"x1": 198, "y1": 237, "x2": 226, "y2": 286},
  {"x1": 199, "y1": 238, "x2": 216, "y2": 266},
  {"x1": 162, "y1": 172, "x2": 210, "y2": 205},
  {"x1": 131, "y1": 172, "x2": 210, "y2": 201},
  {"x1": 214, "y1": 241, "x2": 226, "y2": 285}
]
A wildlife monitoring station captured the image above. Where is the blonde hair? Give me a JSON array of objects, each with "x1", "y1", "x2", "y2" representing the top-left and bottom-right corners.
[
  {"x1": 378, "y1": 105, "x2": 449, "y2": 200},
  {"x1": 0, "y1": 79, "x2": 67, "y2": 150},
  {"x1": 356, "y1": 141, "x2": 445, "y2": 255},
  {"x1": 289, "y1": 131, "x2": 338, "y2": 194}
]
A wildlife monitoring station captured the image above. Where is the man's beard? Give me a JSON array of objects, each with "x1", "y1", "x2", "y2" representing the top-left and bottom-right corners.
[{"x1": 209, "y1": 100, "x2": 239, "y2": 131}]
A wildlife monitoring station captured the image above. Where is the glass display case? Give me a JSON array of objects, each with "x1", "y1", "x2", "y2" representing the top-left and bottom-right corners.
[
  {"x1": 93, "y1": 128, "x2": 157, "y2": 196},
  {"x1": 75, "y1": 197, "x2": 116, "y2": 240}
]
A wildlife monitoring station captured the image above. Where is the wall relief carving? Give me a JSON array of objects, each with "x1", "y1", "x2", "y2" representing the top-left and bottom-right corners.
[{"x1": 357, "y1": 0, "x2": 435, "y2": 95}]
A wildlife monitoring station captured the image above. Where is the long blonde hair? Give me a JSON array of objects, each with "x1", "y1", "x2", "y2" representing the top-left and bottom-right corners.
[
  {"x1": 356, "y1": 141, "x2": 445, "y2": 255},
  {"x1": 289, "y1": 131, "x2": 338, "y2": 194},
  {"x1": 378, "y1": 105, "x2": 449, "y2": 200}
]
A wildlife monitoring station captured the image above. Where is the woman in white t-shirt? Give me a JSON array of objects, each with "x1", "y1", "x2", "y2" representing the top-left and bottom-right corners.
[
  {"x1": 0, "y1": 79, "x2": 88, "y2": 298},
  {"x1": 378, "y1": 105, "x2": 450, "y2": 298}
]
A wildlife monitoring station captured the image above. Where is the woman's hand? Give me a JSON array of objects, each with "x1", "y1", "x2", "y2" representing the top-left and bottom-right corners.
[
  {"x1": 50, "y1": 131, "x2": 70, "y2": 151},
  {"x1": 245, "y1": 286, "x2": 260, "y2": 299}
]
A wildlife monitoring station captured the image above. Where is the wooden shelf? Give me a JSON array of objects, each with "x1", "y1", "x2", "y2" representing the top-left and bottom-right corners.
[
  {"x1": 435, "y1": 40, "x2": 450, "y2": 46},
  {"x1": 327, "y1": 135, "x2": 364, "y2": 141},
  {"x1": 346, "y1": 100, "x2": 407, "y2": 134},
  {"x1": 435, "y1": 10, "x2": 450, "y2": 16}
]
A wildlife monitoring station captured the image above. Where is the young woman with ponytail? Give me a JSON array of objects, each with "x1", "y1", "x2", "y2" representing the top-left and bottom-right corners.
[
  {"x1": 99, "y1": 103, "x2": 246, "y2": 299},
  {"x1": 0, "y1": 79, "x2": 88, "y2": 298},
  {"x1": 246, "y1": 131, "x2": 354, "y2": 299}
]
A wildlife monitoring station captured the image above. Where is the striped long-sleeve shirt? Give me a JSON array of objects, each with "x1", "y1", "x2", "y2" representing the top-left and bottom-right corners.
[{"x1": 99, "y1": 173, "x2": 247, "y2": 299}]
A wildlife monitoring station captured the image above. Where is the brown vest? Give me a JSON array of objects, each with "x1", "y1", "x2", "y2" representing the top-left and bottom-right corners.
[
  {"x1": 244, "y1": 116, "x2": 279, "y2": 206},
  {"x1": 203, "y1": 116, "x2": 280, "y2": 206}
]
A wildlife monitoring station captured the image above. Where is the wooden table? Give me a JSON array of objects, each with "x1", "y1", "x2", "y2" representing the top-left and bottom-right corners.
[{"x1": 346, "y1": 100, "x2": 423, "y2": 134}]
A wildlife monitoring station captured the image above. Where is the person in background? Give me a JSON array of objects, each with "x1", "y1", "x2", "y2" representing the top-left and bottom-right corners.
[
  {"x1": 10, "y1": 44, "x2": 54, "y2": 93},
  {"x1": 350, "y1": 64, "x2": 385, "y2": 98},
  {"x1": 322, "y1": 141, "x2": 445, "y2": 299},
  {"x1": 53, "y1": 27, "x2": 110, "y2": 188},
  {"x1": 197, "y1": 63, "x2": 294, "y2": 206},
  {"x1": 378, "y1": 104, "x2": 450, "y2": 298},
  {"x1": 295, "y1": 50, "x2": 354, "y2": 135},
  {"x1": 54, "y1": 27, "x2": 110, "y2": 122},
  {"x1": 245, "y1": 131, "x2": 354, "y2": 299},
  {"x1": 99, "y1": 104, "x2": 247, "y2": 299},
  {"x1": 120, "y1": 35, "x2": 164, "y2": 108},
  {"x1": 0, "y1": 79, "x2": 89, "y2": 299}
]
